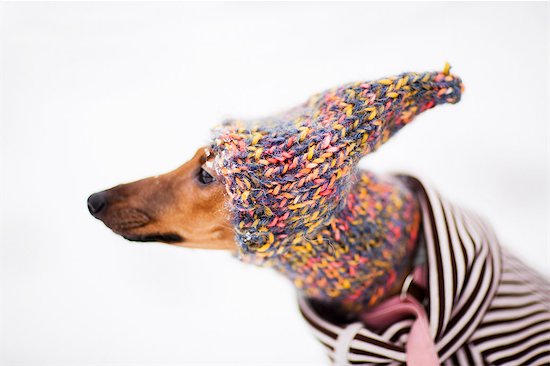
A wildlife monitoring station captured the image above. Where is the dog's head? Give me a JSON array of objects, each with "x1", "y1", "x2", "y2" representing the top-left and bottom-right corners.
[
  {"x1": 88, "y1": 148, "x2": 236, "y2": 250},
  {"x1": 89, "y1": 66, "x2": 462, "y2": 255}
]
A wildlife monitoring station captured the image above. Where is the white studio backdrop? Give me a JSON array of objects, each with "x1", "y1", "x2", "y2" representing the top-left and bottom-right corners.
[{"x1": 1, "y1": 2, "x2": 548, "y2": 365}]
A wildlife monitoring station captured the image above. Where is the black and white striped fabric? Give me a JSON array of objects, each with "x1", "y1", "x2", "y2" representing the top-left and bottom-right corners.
[{"x1": 298, "y1": 177, "x2": 550, "y2": 365}]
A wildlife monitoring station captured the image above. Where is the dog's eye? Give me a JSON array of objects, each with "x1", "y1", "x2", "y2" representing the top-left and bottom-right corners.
[{"x1": 198, "y1": 167, "x2": 215, "y2": 185}]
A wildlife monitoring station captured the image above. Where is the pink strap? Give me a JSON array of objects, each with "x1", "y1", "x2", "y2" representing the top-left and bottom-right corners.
[{"x1": 359, "y1": 268, "x2": 439, "y2": 366}]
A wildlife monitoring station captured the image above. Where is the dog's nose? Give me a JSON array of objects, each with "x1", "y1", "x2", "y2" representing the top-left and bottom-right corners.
[{"x1": 87, "y1": 192, "x2": 107, "y2": 217}]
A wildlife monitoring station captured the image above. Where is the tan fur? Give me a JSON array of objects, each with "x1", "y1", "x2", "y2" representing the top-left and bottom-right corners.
[{"x1": 92, "y1": 148, "x2": 237, "y2": 251}]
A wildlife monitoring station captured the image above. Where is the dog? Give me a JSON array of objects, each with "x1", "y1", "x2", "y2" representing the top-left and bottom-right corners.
[{"x1": 89, "y1": 68, "x2": 550, "y2": 365}]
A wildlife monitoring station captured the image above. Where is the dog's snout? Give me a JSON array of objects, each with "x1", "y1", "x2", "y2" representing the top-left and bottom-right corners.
[{"x1": 87, "y1": 192, "x2": 107, "y2": 217}]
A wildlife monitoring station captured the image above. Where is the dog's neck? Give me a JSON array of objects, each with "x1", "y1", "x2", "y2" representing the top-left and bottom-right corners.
[{"x1": 260, "y1": 170, "x2": 421, "y2": 316}]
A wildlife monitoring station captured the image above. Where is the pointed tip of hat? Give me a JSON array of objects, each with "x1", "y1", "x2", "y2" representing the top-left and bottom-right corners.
[
  {"x1": 211, "y1": 64, "x2": 464, "y2": 161},
  {"x1": 301, "y1": 65, "x2": 464, "y2": 155}
]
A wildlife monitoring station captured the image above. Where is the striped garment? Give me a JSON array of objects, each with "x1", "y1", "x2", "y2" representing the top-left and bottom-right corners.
[{"x1": 298, "y1": 176, "x2": 550, "y2": 365}]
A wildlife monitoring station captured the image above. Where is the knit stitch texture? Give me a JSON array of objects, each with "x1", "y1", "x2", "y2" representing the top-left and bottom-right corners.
[{"x1": 210, "y1": 66, "x2": 463, "y2": 309}]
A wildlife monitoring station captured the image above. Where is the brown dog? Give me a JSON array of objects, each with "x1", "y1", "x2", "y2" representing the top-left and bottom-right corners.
[
  {"x1": 87, "y1": 75, "x2": 550, "y2": 365},
  {"x1": 88, "y1": 147, "x2": 235, "y2": 251}
]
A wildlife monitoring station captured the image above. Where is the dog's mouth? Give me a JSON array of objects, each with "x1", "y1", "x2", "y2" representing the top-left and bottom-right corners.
[{"x1": 122, "y1": 233, "x2": 184, "y2": 244}]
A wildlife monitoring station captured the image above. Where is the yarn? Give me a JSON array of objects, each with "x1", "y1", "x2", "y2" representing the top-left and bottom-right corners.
[{"x1": 210, "y1": 65, "x2": 463, "y2": 310}]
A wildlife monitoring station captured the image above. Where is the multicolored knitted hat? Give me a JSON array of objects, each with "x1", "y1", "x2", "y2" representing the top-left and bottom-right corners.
[{"x1": 210, "y1": 65, "x2": 463, "y2": 306}]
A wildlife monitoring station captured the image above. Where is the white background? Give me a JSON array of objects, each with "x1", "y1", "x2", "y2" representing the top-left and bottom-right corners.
[{"x1": 1, "y1": 2, "x2": 548, "y2": 365}]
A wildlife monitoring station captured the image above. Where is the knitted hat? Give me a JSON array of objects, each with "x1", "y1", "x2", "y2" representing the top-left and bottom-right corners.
[{"x1": 210, "y1": 66, "x2": 463, "y2": 267}]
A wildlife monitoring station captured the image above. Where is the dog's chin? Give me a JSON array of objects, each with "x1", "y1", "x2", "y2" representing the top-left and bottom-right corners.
[{"x1": 121, "y1": 233, "x2": 184, "y2": 244}]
